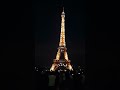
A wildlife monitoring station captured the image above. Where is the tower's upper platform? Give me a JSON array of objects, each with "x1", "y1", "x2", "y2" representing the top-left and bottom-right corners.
[{"x1": 61, "y1": 7, "x2": 65, "y2": 15}]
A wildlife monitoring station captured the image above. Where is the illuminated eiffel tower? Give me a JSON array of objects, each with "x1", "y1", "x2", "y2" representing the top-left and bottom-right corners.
[{"x1": 50, "y1": 8, "x2": 73, "y2": 71}]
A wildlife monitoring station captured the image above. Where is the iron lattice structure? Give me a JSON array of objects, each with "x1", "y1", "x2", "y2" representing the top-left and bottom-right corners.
[{"x1": 50, "y1": 8, "x2": 73, "y2": 71}]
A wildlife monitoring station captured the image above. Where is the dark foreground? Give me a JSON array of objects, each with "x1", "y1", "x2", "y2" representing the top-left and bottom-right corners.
[{"x1": 34, "y1": 68, "x2": 85, "y2": 90}]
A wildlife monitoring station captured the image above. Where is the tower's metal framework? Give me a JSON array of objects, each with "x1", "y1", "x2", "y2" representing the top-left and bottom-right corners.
[{"x1": 50, "y1": 8, "x2": 73, "y2": 71}]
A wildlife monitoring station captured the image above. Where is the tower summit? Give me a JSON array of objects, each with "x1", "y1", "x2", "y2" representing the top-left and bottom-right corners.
[{"x1": 50, "y1": 8, "x2": 73, "y2": 71}]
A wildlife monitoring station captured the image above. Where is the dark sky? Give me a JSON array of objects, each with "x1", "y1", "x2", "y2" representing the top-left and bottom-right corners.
[{"x1": 33, "y1": 0, "x2": 87, "y2": 68}]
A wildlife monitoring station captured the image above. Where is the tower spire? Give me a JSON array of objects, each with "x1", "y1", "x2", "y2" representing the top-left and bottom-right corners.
[{"x1": 63, "y1": 7, "x2": 64, "y2": 12}]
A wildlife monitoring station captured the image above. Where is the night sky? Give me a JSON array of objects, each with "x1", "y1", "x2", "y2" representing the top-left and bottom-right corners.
[{"x1": 1, "y1": 0, "x2": 119, "y2": 90}]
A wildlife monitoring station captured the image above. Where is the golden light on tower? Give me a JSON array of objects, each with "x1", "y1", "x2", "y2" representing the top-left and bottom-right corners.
[
  {"x1": 59, "y1": 7, "x2": 66, "y2": 47},
  {"x1": 50, "y1": 7, "x2": 73, "y2": 71}
]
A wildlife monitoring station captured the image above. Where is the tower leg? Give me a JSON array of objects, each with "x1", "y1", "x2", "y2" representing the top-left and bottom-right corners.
[
  {"x1": 50, "y1": 64, "x2": 55, "y2": 71},
  {"x1": 68, "y1": 64, "x2": 73, "y2": 71}
]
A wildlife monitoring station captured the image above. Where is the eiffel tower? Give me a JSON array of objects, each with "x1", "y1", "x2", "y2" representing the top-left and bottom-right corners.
[{"x1": 50, "y1": 8, "x2": 73, "y2": 71}]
